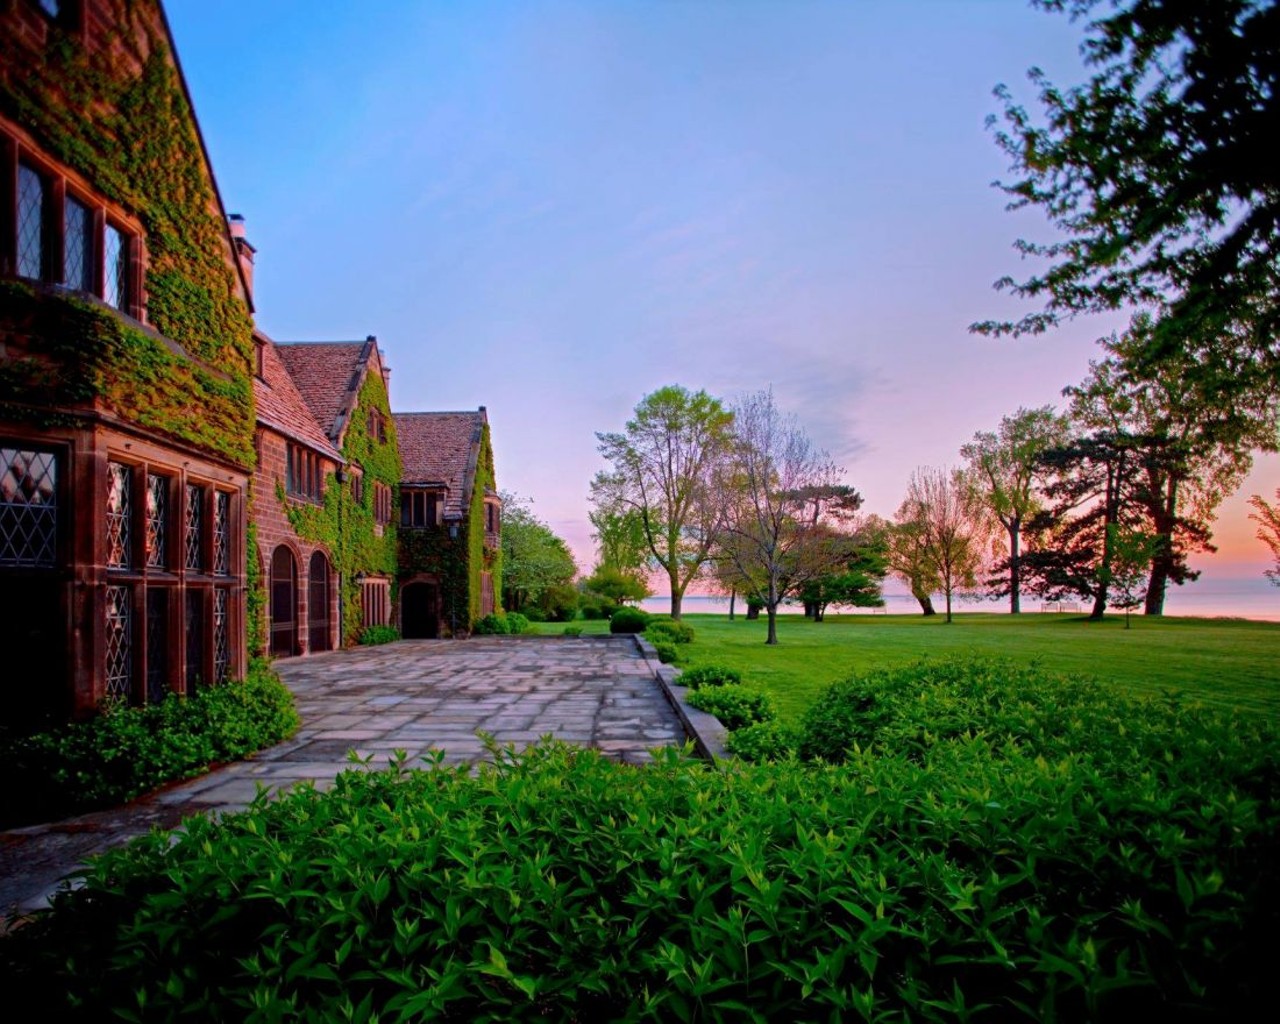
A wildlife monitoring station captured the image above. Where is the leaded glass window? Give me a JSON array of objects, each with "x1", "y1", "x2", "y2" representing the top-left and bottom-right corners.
[
  {"x1": 213, "y1": 491, "x2": 230, "y2": 575},
  {"x1": 0, "y1": 447, "x2": 58, "y2": 567},
  {"x1": 106, "y1": 461, "x2": 131, "y2": 568},
  {"x1": 17, "y1": 163, "x2": 45, "y2": 281},
  {"x1": 105, "y1": 585, "x2": 132, "y2": 700},
  {"x1": 213, "y1": 588, "x2": 229, "y2": 684},
  {"x1": 145, "y1": 474, "x2": 167, "y2": 568},
  {"x1": 184, "y1": 484, "x2": 203, "y2": 570},
  {"x1": 185, "y1": 589, "x2": 204, "y2": 693},
  {"x1": 63, "y1": 195, "x2": 91, "y2": 292},
  {"x1": 146, "y1": 589, "x2": 169, "y2": 704},
  {"x1": 105, "y1": 223, "x2": 127, "y2": 311}
]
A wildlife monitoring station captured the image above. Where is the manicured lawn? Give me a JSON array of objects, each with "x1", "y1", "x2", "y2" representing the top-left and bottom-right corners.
[{"x1": 538, "y1": 613, "x2": 1280, "y2": 722}]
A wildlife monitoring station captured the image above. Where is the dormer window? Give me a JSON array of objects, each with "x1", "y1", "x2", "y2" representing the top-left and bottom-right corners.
[{"x1": 401, "y1": 489, "x2": 440, "y2": 529}]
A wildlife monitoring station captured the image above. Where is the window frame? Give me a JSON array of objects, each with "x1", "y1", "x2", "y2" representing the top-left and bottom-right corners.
[{"x1": 285, "y1": 443, "x2": 324, "y2": 503}]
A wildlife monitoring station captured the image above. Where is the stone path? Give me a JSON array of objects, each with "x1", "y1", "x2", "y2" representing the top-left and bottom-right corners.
[{"x1": 0, "y1": 636, "x2": 685, "y2": 925}]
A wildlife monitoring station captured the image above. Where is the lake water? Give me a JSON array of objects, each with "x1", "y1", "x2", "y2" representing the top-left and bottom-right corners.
[{"x1": 640, "y1": 576, "x2": 1280, "y2": 622}]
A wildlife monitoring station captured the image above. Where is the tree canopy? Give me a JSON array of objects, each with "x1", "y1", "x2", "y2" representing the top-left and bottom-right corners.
[
  {"x1": 976, "y1": 0, "x2": 1279, "y2": 381},
  {"x1": 498, "y1": 492, "x2": 577, "y2": 615}
]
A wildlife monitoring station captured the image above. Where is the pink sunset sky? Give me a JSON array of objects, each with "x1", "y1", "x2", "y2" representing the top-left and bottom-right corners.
[{"x1": 166, "y1": 1, "x2": 1278, "y2": 608}]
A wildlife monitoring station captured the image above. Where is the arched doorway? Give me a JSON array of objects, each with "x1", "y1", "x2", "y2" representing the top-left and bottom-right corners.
[
  {"x1": 269, "y1": 545, "x2": 297, "y2": 656},
  {"x1": 308, "y1": 551, "x2": 331, "y2": 653},
  {"x1": 401, "y1": 581, "x2": 440, "y2": 639}
]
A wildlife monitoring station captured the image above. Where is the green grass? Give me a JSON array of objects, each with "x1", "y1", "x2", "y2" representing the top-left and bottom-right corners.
[{"x1": 537, "y1": 613, "x2": 1280, "y2": 722}]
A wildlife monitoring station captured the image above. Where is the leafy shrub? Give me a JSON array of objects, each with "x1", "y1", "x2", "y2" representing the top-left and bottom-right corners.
[
  {"x1": 676, "y1": 664, "x2": 743, "y2": 690},
  {"x1": 358, "y1": 625, "x2": 400, "y2": 646},
  {"x1": 650, "y1": 640, "x2": 680, "y2": 664},
  {"x1": 562, "y1": 625, "x2": 584, "y2": 637},
  {"x1": 644, "y1": 619, "x2": 695, "y2": 646},
  {"x1": 579, "y1": 595, "x2": 610, "y2": 620},
  {"x1": 4, "y1": 734, "x2": 1275, "y2": 1020},
  {"x1": 0, "y1": 661, "x2": 299, "y2": 829},
  {"x1": 608, "y1": 606, "x2": 650, "y2": 634},
  {"x1": 473, "y1": 613, "x2": 531, "y2": 636},
  {"x1": 725, "y1": 721, "x2": 797, "y2": 762},
  {"x1": 535, "y1": 583, "x2": 580, "y2": 623},
  {"x1": 685, "y1": 685, "x2": 776, "y2": 730}
]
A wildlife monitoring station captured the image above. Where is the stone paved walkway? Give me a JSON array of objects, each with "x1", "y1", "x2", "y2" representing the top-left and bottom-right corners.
[{"x1": 0, "y1": 636, "x2": 684, "y2": 924}]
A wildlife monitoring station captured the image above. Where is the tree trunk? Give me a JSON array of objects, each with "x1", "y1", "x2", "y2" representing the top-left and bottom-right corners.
[
  {"x1": 765, "y1": 605, "x2": 778, "y2": 645},
  {"x1": 945, "y1": 588, "x2": 953, "y2": 624},
  {"x1": 669, "y1": 570, "x2": 682, "y2": 620},
  {"x1": 913, "y1": 589, "x2": 936, "y2": 616},
  {"x1": 813, "y1": 604, "x2": 825, "y2": 623},
  {"x1": 1144, "y1": 547, "x2": 1171, "y2": 616},
  {"x1": 1008, "y1": 520, "x2": 1022, "y2": 615},
  {"x1": 746, "y1": 603, "x2": 761, "y2": 620},
  {"x1": 728, "y1": 589, "x2": 736, "y2": 621},
  {"x1": 803, "y1": 600, "x2": 816, "y2": 619}
]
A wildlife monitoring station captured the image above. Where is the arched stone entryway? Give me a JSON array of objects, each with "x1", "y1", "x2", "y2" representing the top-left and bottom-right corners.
[
  {"x1": 308, "y1": 550, "x2": 331, "y2": 653},
  {"x1": 401, "y1": 580, "x2": 441, "y2": 639},
  {"x1": 269, "y1": 545, "x2": 298, "y2": 657}
]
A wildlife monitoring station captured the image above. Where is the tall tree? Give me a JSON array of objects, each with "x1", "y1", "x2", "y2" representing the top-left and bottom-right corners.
[
  {"x1": 975, "y1": 0, "x2": 1279, "y2": 384},
  {"x1": 1019, "y1": 432, "x2": 1139, "y2": 619},
  {"x1": 717, "y1": 390, "x2": 858, "y2": 645},
  {"x1": 498, "y1": 493, "x2": 578, "y2": 614},
  {"x1": 594, "y1": 385, "x2": 733, "y2": 619},
  {"x1": 796, "y1": 523, "x2": 888, "y2": 622},
  {"x1": 897, "y1": 467, "x2": 990, "y2": 624},
  {"x1": 961, "y1": 406, "x2": 1070, "y2": 613},
  {"x1": 1066, "y1": 317, "x2": 1278, "y2": 613},
  {"x1": 586, "y1": 495, "x2": 651, "y2": 579},
  {"x1": 883, "y1": 513, "x2": 939, "y2": 616},
  {"x1": 1249, "y1": 489, "x2": 1280, "y2": 586}
]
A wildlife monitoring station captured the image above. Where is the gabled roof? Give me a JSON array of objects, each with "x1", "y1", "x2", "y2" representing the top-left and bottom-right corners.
[
  {"x1": 395, "y1": 409, "x2": 489, "y2": 520},
  {"x1": 274, "y1": 339, "x2": 376, "y2": 445},
  {"x1": 253, "y1": 332, "x2": 343, "y2": 462}
]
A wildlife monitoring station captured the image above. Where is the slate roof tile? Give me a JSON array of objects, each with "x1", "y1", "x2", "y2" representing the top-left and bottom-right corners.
[
  {"x1": 275, "y1": 341, "x2": 369, "y2": 441},
  {"x1": 395, "y1": 411, "x2": 486, "y2": 519},
  {"x1": 253, "y1": 335, "x2": 343, "y2": 461}
]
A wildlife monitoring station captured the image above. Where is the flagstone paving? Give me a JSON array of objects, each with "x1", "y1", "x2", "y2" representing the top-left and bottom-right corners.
[{"x1": 0, "y1": 636, "x2": 685, "y2": 924}]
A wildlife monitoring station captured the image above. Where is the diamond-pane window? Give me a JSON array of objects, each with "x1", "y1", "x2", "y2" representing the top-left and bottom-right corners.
[
  {"x1": 0, "y1": 447, "x2": 58, "y2": 568},
  {"x1": 185, "y1": 589, "x2": 204, "y2": 693},
  {"x1": 64, "y1": 195, "x2": 91, "y2": 292},
  {"x1": 184, "y1": 484, "x2": 203, "y2": 570},
  {"x1": 106, "y1": 585, "x2": 132, "y2": 700},
  {"x1": 106, "y1": 462, "x2": 131, "y2": 568},
  {"x1": 146, "y1": 589, "x2": 169, "y2": 704},
  {"x1": 17, "y1": 164, "x2": 45, "y2": 281},
  {"x1": 213, "y1": 491, "x2": 230, "y2": 575},
  {"x1": 145, "y1": 474, "x2": 167, "y2": 568},
  {"x1": 105, "y1": 224, "x2": 127, "y2": 311},
  {"x1": 213, "y1": 588, "x2": 229, "y2": 684}
]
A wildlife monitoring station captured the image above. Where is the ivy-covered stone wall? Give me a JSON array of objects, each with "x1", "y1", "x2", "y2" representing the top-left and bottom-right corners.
[
  {"x1": 283, "y1": 365, "x2": 401, "y2": 647},
  {"x1": 0, "y1": 0, "x2": 255, "y2": 467}
]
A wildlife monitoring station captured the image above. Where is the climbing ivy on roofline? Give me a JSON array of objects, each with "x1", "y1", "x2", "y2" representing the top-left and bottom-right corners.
[
  {"x1": 281, "y1": 370, "x2": 401, "y2": 648},
  {"x1": 0, "y1": 3, "x2": 256, "y2": 465}
]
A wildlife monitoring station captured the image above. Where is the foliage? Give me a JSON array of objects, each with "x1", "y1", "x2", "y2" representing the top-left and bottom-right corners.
[
  {"x1": 0, "y1": 661, "x2": 298, "y2": 829},
  {"x1": 587, "y1": 503, "x2": 652, "y2": 580},
  {"x1": 1064, "y1": 316, "x2": 1279, "y2": 614},
  {"x1": 499, "y1": 493, "x2": 577, "y2": 616},
  {"x1": 5, "y1": 723, "x2": 1276, "y2": 1020},
  {"x1": 283, "y1": 367, "x2": 401, "y2": 646},
  {"x1": 577, "y1": 589, "x2": 615, "y2": 620},
  {"x1": 358, "y1": 625, "x2": 401, "y2": 646},
  {"x1": 562, "y1": 624, "x2": 584, "y2": 637},
  {"x1": 644, "y1": 618, "x2": 695, "y2": 645},
  {"x1": 976, "y1": 0, "x2": 1279, "y2": 390},
  {"x1": 608, "y1": 607, "x2": 651, "y2": 634},
  {"x1": 473, "y1": 613, "x2": 532, "y2": 636},
  {"x1": 1249, "y1": 489, "x2": 1280, "y2": 586},
  {"x1": 685, "y1": 685, "x2": 776, "y2": 731},
  {"x1": 794, "y1": 523, "x2": 888, "y2": 621},
  {"x1": 882, "y1": 512, "x2": 939, "y2": 616},
  {"x1": 0, "y1": 22, "x2": 256, "y2": 465},
  {"x1": 723, "y1": 721, "x2": 797, "y2": 763},
  {"x1": 650, "y1": 639, "x2": 680, "y2": 664},
  {"x1": 530, "y1": 583, "x2": 579, "y2": 623},
  {"x1": 717, "y1": 389, "x2": 863, "y2": 644},
  {"x1": 594, "y1": 385, "x2": 735, "y2": 619},
  {"x1": 1100, "y1": 524, "x2": 1159, "y2": 628},
  {"x1": 677, "y1": 664, "x2": 743, "y2": 690},
  {"x1": 961, "y1": 406, "x2": 1070, "y2": 613},
  {"x1": 581, "y1": 565, "x2": 650, "y2": 608},
  {"x1": 896, "y1": 467, "x2": 991, "y2": 623}
]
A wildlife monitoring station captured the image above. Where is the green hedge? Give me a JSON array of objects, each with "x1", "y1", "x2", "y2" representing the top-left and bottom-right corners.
[
  {"x1": 473, "y1": 613, "x2": 532, "y2": 635},
  {"x1": 3, "y1": 726, "x2": 1274, "y2": 1020},
  {"x1": 358, "y1": 625, "x2": 401, "y2": 646},
  {"x1": 677, "y1": 664, "x2": 742, "y2": 690},
  {"x1": 0, "y1": 660, "x2": 298, "y2": 829},
  {"x1": 608, "y1": 607, "x2": 650, "y2": 634},
  {"x1": 685, "y1": 685, "x2": 776, "y2": 731}
]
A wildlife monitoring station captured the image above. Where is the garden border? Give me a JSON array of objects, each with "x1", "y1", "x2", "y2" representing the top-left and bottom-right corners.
[{"x1": 632, "y1": 636, "x2": 729, "y2": 761}]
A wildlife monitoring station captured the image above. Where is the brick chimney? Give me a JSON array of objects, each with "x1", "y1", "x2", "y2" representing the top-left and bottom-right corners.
[{"x1": 228, "y1": 213, "x2": 256, "y2": 306}]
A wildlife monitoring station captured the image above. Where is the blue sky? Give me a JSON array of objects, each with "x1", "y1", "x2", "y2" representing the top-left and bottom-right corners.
[{"x1": 167, "y1": 1, "x2": 1277, "y2": 601}]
